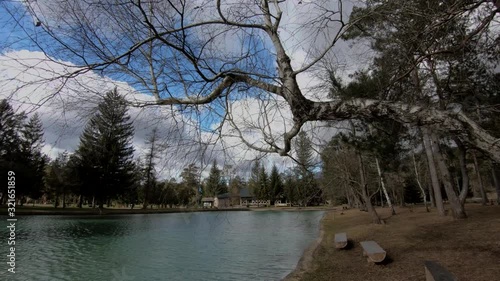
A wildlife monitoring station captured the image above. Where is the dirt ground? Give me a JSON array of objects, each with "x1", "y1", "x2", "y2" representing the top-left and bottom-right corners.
[{"x1": 297, "y1": 204, "x2": 500, "y2": 281}]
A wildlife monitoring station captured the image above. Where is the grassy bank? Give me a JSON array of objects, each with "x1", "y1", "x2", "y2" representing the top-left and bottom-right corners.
[
  {"x1": 0, "y1": 205, "x2": 334, "y2": 216},
  {"x1": 297, "y1": 204, "x2": 500, "y2": 281}
]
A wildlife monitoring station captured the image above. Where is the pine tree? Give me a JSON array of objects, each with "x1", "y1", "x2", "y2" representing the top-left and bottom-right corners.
[
  {"x1": 1, "y1": 103, "x2": 47, "y2": 204},
  {"x1": 0, "y1": 100, "x2": 25, "y2": 204},
  {"x1": 73, "y1": 89, "x2": 136, "y2": 209},
  {"x1": 229, "y1": 176, "x2": 244, "y2": 196},
  {"x1": 45, "y1": 152, "x2": 70, "y2": 208},
  {"x1": 162, "y1": 179, "x2": 178, "y2": 208},
  {"x1": 0, "y1": 100, "x2": 25, "y2": 158},
  {"x1": 142, "y1": 127, "x2": 161, "y2": 209},
  {"x1": 20, "y1": 113, "x2": 46, "y2": 202},
  {"x1": 294, "y1": 131, "x2": 320, "y2": 206},
  {"x1": 180, "y1": 163, "x2": 200, "y2": 204},
  {"x1": 121, "y1": 159, "x2": 141, "y2": 209},
  {"x1": 269, "y1": 165, "x2": 283, "y2": 204},
  {"x1": 282, "y1": 170, "x2": 297, "y2": 204},
  {"x1": 248, "y1": 160, "x2": 261, "y2": 197},
  {"x1": 205, "y1": 160, "x2": 227, "y2": 196},
  {"x1": 258, "y1": 165, "x2": 269, "y2": 200}
]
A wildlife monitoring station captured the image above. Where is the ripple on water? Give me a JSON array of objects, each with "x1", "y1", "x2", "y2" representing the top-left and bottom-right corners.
[{"x1": 2, "y1": 211, "x2": 324, "y2": 281}]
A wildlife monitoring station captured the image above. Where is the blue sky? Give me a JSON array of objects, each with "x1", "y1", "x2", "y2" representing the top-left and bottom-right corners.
[{"x1": 0, "y1": 1, "x2": 359, "y2": 178}]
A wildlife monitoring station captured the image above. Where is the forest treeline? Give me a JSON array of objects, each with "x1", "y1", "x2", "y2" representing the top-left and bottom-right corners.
[
  {"x1": 0, "y1": 91, "x2": 324, "y2": 209},
  {"x1": 1, "y1": 84, "x2": 498, "y2": 220},
  {"x1": 0, "y1": 1, "x2": 499, "y2": 224}
]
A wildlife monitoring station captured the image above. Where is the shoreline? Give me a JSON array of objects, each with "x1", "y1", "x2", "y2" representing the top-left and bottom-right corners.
[
  {"x1": 250, "y1": 206, "x2": 334, "y2": 212},
  {"x1": 281, "y1": 209, "x2": 330, "y2": 281},
  {"x1": 0, "y1": 206, "x2": 250, "y2": 216},
  {"x1": 0, "y1": 205, "x2": 333, "y2": 216}
]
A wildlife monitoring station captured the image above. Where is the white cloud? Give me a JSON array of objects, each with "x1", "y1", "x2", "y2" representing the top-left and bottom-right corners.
[
  {"x1": 0, "y1": 49, "x2": 337, "y2": 180},
  {"x1": 1, "y1": 1, "x2": 366, "y2": 178},
  {"x1": 0, "y1": 50, "x2": 210, "y2": 178}
]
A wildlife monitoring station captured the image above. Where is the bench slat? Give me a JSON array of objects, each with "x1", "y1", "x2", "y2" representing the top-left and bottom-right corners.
[
  {"x1": 334, "y1": 233, "x2": 348, "y2": 249},
  {"x1": 424, "y1": 261, "x2": 458, "y2": 281},
  {"x1": 360, "y1": 241, "x2": 386, "y2": 263}
]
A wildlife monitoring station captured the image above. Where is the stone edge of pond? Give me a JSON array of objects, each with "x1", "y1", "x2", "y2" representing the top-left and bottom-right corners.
[{"x1": 281, "y1": 210, "x2": 330, "y2": 281}]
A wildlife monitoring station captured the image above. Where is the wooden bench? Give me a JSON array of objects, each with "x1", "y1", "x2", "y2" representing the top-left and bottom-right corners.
[
  {"x1": 334, "y1": 232, "x2": 348, "y2": 249},
  {"x1": 360, "y1": 241, "x2": 386, "y2": 263},
  {"x1": 424, "y1": 261, "x2": 458, "y2": 281}
]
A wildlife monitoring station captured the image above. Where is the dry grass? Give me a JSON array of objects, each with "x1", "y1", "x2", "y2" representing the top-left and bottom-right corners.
[{"x1": 300, "y1": 204, "x2": 500, "y2": 281}]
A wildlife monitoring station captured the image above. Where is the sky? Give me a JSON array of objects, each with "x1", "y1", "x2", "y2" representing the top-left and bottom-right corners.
[{"x1": 0, "y1": 0, "x2": 371, "y2": 180}]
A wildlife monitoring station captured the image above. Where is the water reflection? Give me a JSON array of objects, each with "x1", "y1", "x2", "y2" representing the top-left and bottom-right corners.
[{"x1": 0, "y1": 211, "x2": 323, "y2": 281}]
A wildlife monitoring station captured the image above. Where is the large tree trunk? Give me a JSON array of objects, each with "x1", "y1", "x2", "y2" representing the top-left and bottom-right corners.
[
  {"x1": 422, "y1": 128, "x2": 446, "y2": 216},
  {"x1": 379, "y1": 189, "x2": 384, "y2": 207},
  {"x1": 455, "y1": 138, "x2": 470, "y2": 206},
  {"x1": 357, "y1": 153, "x2": 382, "y2": 224},
  {"x1": 412, "y1": 153, "x2": 429, "y2": 212},
  {"x1": 375, "y1": 157, "x2": 396, "y2": 215},
  {"x1": 472, "y1": 152, "x2": 488, "y2": 205},
  {"x1": 352, "y1": 187, "x2": 363, "y2": 209},
  {"x1": 312, "y1": 99, "x2": 500, "y2": 163},
  {"x1": 143, "y1": 180, "x2": 151, "y2": 209},
  {"x1": 492, "y1": 161, "x2": 500, "y2": 205},
  {"x1": 428, "y1": 182, "x2": 436, "y2": 207},
  {"x1": 430, "y1": 132, "x2": 467, "y2": 219},
  {"x1": 345, "y1": 185, "x2": 352, "y2": 207}
]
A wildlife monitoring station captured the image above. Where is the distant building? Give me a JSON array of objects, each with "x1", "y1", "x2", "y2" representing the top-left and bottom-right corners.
[
  {"x1": 239, "y1": 188, "x2": 254, "y2": 206},
  {"x1": 201, "y1": 188, "x2": 256, "y2": 208},
  {"x1": 201, "y1": 197, "x2": 214, "y2": 208},
  {"x1": 215, "y1": 193, "x2": 231, "y2": 208}
]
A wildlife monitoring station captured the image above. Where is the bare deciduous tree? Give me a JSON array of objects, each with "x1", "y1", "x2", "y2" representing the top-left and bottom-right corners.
[{"x1": 1, "y1": 1, "x2": 499, "y2": 163}]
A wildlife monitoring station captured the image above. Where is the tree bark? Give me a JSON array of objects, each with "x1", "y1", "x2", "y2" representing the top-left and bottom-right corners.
[
  {"x1": 455, "y1": 138, "x2": 470, "y2": 206},
  {"x1": 491, "y1": 161, "x2": 500, "y2": 205},
  {"x1": 422, "y1": 128, "x2": 446, "y2": 216},
  {"x1": 413, "y1": 153, "x2": 429, "y2": 212},
  {"x1": 345, "y1": 184, "x2": 354, "y2": 208},
  {"x1": 472, "y1": 151, "x2": 488, "y2": 205},
  {"x1": 430, "y1": 132, "x2": 467, "y2": 219},
  {"x1": 357, "y1": 152, "x2": 382, "y2": 224},
  {"x1": 351, "y1": 187, "x2": 363, "y2": 209},
  {"x1": 380, "y1": 189, "x2": 384, "y2": 207},
  {"x1": 311, "y1": 99, "x2": 500, "y2": 163},
  {"x1": 375, "y1": 157, "x2": 395, "y2": 215},
  {"x1": 428, "y1": 182, "x2": 436, "y2": 207}
]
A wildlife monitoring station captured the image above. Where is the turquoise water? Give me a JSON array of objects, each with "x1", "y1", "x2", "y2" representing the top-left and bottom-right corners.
[{"x1": 0, "y1": 211, "x2": 324, "y2": 281}]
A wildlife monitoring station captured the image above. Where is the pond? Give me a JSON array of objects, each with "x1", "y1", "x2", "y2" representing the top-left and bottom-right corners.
[{"x1": 0, "y1": 210, "x2": 324, "y2": 281}]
